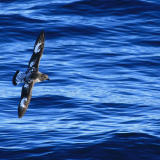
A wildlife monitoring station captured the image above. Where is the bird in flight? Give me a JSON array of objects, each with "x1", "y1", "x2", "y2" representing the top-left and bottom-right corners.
[{"x1": 12, "y1": 31, "x2": 50, "y2": 118}]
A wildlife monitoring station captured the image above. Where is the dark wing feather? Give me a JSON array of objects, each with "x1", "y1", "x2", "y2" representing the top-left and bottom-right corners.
[
  {"x1": 28, "y1": 30, "x2": 45, "y2": 70},
  {"x1": 18, "y1": 81, "x2": 35, "y2": 118}
]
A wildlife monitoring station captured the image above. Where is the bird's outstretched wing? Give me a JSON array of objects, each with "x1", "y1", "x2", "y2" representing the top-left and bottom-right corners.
[
  {"x1": 28, "y1": 30, "x2": 45, "y2": 70},
  {"x1": 18, "y1": 81, "x2": 35, "y2": 118}
]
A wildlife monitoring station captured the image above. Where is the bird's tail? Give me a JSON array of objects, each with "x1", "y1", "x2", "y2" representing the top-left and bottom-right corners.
[{"x1": 12, "y1": 70, "x2": 25, "y2": 86}]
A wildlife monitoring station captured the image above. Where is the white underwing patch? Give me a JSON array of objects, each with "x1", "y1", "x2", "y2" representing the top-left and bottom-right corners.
[
  {"x1": 24, "y1": 83, "x2": 29, "y2": 88},
  {"x1": 30, "y1": 61, "x2": 35, "y2": 67},
  {"x1": 20, "y1": 97, "x2": 27, "y2": 108},
  {"x1": 34, "y1": 42, "x2": 42, "y2": 53},
  {"x1": 15, "y1": 72, "x2": 25, "y2": 84},
  {"x1": 31, "y1": 67, "x2": 36, "y2": 72}
]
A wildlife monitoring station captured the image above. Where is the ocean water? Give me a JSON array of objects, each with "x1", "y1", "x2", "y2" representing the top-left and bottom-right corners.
[{"x1": 0, "y1": 0, "x2": 160, "y2": 159}]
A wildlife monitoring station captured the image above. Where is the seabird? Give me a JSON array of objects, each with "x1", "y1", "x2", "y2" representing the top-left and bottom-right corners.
[{"x1": 12, "y1": 30, "x2": 50, "y2": 118}]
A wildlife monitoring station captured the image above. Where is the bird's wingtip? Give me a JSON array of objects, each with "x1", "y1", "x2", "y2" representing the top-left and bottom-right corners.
[
  {"x1": 41, "y1": 30, "x2": 44, "y2": 35},
  {"x1": 12, "y1": 70, "x2": 19, "y2": 86}
]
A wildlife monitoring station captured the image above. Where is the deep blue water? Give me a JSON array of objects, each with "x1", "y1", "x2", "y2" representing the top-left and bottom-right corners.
[{"x1": 0, "y1": 0, "x2": 160, "y2": 159}]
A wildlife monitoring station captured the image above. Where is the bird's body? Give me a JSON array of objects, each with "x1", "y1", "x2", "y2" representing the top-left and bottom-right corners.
[{"x1": 12, "y1": 31, "x2": 50, "y2": 118}]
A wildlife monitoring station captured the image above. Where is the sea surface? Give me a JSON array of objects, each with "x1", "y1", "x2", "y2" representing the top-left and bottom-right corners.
[{"x1": 0, "y1": 0, "x2": 160, "y2": 159}]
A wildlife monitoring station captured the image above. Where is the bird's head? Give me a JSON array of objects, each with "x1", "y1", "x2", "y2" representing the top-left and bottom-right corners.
[{"x1": 41, "y1": 74, "x2": 51, "y2": 81}]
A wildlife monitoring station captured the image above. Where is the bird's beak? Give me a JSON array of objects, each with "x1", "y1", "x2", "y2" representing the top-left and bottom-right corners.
[{"x1": 48, "y1": 78, "x2": 51, "y2": 81}]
